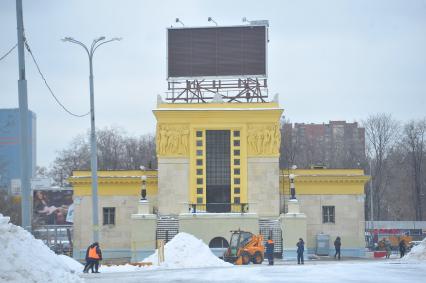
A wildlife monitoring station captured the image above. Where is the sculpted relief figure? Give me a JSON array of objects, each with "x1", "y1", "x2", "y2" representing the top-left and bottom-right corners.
[
  {"x1": 247, "y1": 123, "x2": 281, "y2": 155},
  {"x1": 157, "y1": 124, "x2": 189, "y2": 156}
]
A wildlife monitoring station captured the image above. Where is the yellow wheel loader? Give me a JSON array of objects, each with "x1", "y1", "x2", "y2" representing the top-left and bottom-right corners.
[{"x1": 223, "y1": 230, "x2": 265, "y2": 265}]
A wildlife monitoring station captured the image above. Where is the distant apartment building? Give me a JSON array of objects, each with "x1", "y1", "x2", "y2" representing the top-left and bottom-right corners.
[
  {"x1": 280, "y1": 121, "x2": 366, "y2": 169},
  {"x1": 0, "y1": 108, "x2": 37, "y2": 191}
]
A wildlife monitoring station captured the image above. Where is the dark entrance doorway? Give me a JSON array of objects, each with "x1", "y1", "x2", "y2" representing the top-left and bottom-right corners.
[{"x1": 206, "y1": 130, "x2": 231, "y2": 212}]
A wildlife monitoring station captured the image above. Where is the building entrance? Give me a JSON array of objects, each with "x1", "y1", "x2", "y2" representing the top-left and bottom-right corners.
[{"x1": 206, "y1": 130, "x2": 231, "y2": 212}]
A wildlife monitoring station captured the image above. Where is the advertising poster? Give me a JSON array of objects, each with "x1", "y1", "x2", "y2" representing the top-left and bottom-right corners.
[{"x1": 33, "y1": 189, "x2": 73, "y2": 226}]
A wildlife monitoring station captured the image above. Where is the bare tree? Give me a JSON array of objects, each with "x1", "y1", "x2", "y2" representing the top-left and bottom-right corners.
[
  {"x1": 50, "y1": 134, "x2": 90, "y2": 186},
  {"x1": 97, "y1": 127, "x2": 125, "y2": 170},
  {"x1": 279, "y1": 117, "x2": 296, "y2": 169},
  {"x1": 49, "y1": 127, "x2": 157, "y2": 185},
  {"x1": 403, "y1": 119, "x2": 426, "y2": 220},
  {"x1": 363, "y1": 113, "x2": 399, "y2": 220}
]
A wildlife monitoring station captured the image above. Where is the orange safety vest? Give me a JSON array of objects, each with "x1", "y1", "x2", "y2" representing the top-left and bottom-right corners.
[{"x1": 88, "y1": 247, "x2": 100, "y2": 259}]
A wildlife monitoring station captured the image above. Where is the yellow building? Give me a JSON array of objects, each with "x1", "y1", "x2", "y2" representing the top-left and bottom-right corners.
[{"x1": 69, "y1": 100, "x2": 370, "y2": 261}]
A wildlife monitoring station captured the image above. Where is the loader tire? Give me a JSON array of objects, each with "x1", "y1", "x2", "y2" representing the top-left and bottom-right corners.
[
  {"x1": 241, "y1": 251, "x2": 251, "y2": 265},
  {"x1": 252, "y1": 251, "x2": 263, "y2": 264}
]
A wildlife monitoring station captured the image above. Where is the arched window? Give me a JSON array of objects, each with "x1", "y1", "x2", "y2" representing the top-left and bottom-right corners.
[{"x1": 209, "y1": 237, "x2": 229, "y2": 248}]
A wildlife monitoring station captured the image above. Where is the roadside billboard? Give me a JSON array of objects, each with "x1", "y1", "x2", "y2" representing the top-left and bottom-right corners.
[{"x1": 33, "y1": 189, "x2": 73, "y2": 226}]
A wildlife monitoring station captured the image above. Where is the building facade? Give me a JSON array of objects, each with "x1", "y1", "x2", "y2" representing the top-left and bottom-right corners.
[
  {"x1": 69, "y1": 102, "x2": 370, "y2": 262},
  {"x1": 0, "y1": 108, "x2": 37, "y2": 191}
]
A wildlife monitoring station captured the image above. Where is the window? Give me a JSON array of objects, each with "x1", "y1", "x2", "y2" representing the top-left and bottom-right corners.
[
  {"x1": 206, "y1": 130, "x2": 231, "y2": 186},
  {"x1": 196, "y1": 159, "x2": 203, "y2": 166},
  {"x1": 233, "y1": 140, "x2": 240, "y2": 147},
  {"x1": 234, "y1": 149, "x2": 240, "y2": 156},
  {"x1": 197, "y1": 197, "x2": 203, "y2": 204},
  {"x1": 234, "y1": 197, "x2": 240, "y2": 204},
  {"x1": 197, "y1": 188, "x2": 203, "y2": 194},
  {"x1": 197, "y1": 178, "x2": 203, "y2": 185},
  {"x1": 196, "y1": 140, "x2": 203, "y2": 147},
  {"x1": 233, "y1": 130, "x2": 240, "y2": 137},
  {"x1": 196, "y1": 150, "x2": 203, "y2": 156},
  {"x1": 234, "y1": 187, "x2": 240, "y2": 194},
  {"x1": 196, "y1": 169, "x2": 203, "y2": 175},
  {"x1": 103, "y1": 207, "x2": 115, "y2": 225},
  {"x1": 196, "y1": 131, "x2": 203, "y2": 137},
  {"x1": 322, "y1": 206, "x2": 335, "y2": 223},
  {"x1": 234, "y1": 168, "x2": 240, "y2": 175},
  {"x1": 234, "y1": 159, "x2": 240, "y2": 166},
  {"x1": 234, "y1": 178, "x2": 240, "y2": 185}
]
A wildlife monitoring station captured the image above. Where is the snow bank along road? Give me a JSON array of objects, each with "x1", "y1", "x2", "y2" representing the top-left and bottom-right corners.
[{"x1": 82, "y1": 260, "x2": 426, "y2": 283}]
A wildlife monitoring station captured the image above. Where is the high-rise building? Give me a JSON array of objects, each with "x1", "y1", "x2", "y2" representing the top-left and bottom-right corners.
[
  {"x1": 281, "y1": 121, "x2": 365, "y2": 169},
  {"x1": 0, "y1": 108, "x2": 37, "y2": 191}
]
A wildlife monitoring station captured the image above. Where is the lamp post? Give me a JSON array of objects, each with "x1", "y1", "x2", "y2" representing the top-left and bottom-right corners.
[
  {"x1": 62, "y1": 36, "x2": 121, "y2": 243},
  {"x1": 289, "y1": 174, "x2": 296, "y2": 200},
  {"x1": 141, "y1": 175, "x2": 147, "y2": 200}
]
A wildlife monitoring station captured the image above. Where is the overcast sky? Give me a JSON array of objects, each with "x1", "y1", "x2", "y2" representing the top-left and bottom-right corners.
[{"x1": 1, "y1": 0, "x2": 425, "y2": 167}]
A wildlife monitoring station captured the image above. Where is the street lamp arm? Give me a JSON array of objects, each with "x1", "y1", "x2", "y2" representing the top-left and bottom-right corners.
[
  {"x1": 62, "y1": 38, "x2": 90, "y2": 57},
  {"x1": 90, "y1": 36, "x2": 106, "y2": 55},
  {"x1": 92, "y1": 38, "x2": 122, "y2": 55}
]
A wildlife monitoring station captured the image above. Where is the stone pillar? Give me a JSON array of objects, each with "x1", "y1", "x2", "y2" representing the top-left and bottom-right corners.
[
  {"x1": 280, "y1": 199, "x2": 307, "y2": 260},
  {"x1": 247, "y1": 157, "x2": 280, "y2": 217},
  {"x1": 130, "y1": 201, "x2": 157, "y2": 262},
  {"x1": 158, "y1": 157, "x2": 189, "y2": 215}
]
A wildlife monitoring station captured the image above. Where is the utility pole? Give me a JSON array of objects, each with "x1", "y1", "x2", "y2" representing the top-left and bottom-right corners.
[{"x1": 16, "y1": 0, "x2": 31, "y2": 232}]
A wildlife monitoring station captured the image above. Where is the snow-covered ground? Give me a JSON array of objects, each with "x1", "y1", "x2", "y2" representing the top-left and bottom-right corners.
[
  {"x1": 82, "y1": 260, "x2": 426, "y2": 283},
  {"x1": 2, "y1": 211, "x2": 426, "y2": 283}
]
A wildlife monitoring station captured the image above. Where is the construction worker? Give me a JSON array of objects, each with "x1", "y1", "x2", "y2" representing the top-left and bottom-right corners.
[
  {"x1": 296, "y1": 238, "x2": 305, "y2": 265},
  {"x1": 83, "y1": 242, "x2": 102, "y2": 273},
  {"x1": 265, "y1": 237, "x2": 275, "y2": 265}
]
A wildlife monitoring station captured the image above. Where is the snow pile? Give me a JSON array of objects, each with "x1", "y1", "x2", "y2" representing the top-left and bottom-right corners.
[
  {"x1": 0, "y1": 214, "x2": 83, "y2": 283},
  {"x1": 58, "y1": 255, "x2": 84, "y2": 273},
  {"x1": 402, "y1": 238, "x2": 426, "y2": 261},
  {"x1": 143, "y1": 232, "x2": 231, "y2": 269}
]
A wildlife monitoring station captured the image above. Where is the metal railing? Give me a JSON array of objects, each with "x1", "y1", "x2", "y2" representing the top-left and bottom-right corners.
[
  {"x1": 188, "y1": 203, "x2": 249, "y2": 213},
  {"x1": 32, "y1": 225, "x2": 73, "y2": 256}
]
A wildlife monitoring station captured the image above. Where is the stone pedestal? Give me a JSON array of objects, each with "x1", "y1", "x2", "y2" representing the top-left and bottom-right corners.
[
  {"x1": 130, "y1": 207, "x2": 157, "y2": 262},
  {"x1": 137, "y1": 200, "x2": 150, "y2": 214},
  {"x1": 280, "y1": 199, "x2": 307, "y2": 260}
]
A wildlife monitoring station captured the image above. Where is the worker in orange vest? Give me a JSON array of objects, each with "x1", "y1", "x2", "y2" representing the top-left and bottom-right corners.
[{"x1": 83, "y1": 242, "x2": 102, "y2": 273}]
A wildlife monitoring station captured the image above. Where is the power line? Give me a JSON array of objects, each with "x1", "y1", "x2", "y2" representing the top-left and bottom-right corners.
[
  {"x1": 24, "y1": 40, "x2": 90, "y2": 118},
  {"x1": 0, "y1": 43, "x2": 17, "y2": 62}
]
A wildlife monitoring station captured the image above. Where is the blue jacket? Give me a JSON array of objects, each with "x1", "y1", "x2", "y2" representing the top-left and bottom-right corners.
[
  {"x1": 297, "y1": 240, "x2": 305, "y2": 253},
  {"x1": 265, "y1": 240, "x2": 274, "y2": 255}
]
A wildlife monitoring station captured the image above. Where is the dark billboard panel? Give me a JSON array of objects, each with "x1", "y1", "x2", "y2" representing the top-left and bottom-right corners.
[
  {"x1": 33, "y1": 190, "x2": 73, "y2": 226},
  {"x1": 168, "y1": 25, "x2": 267, "y2": 79}
]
